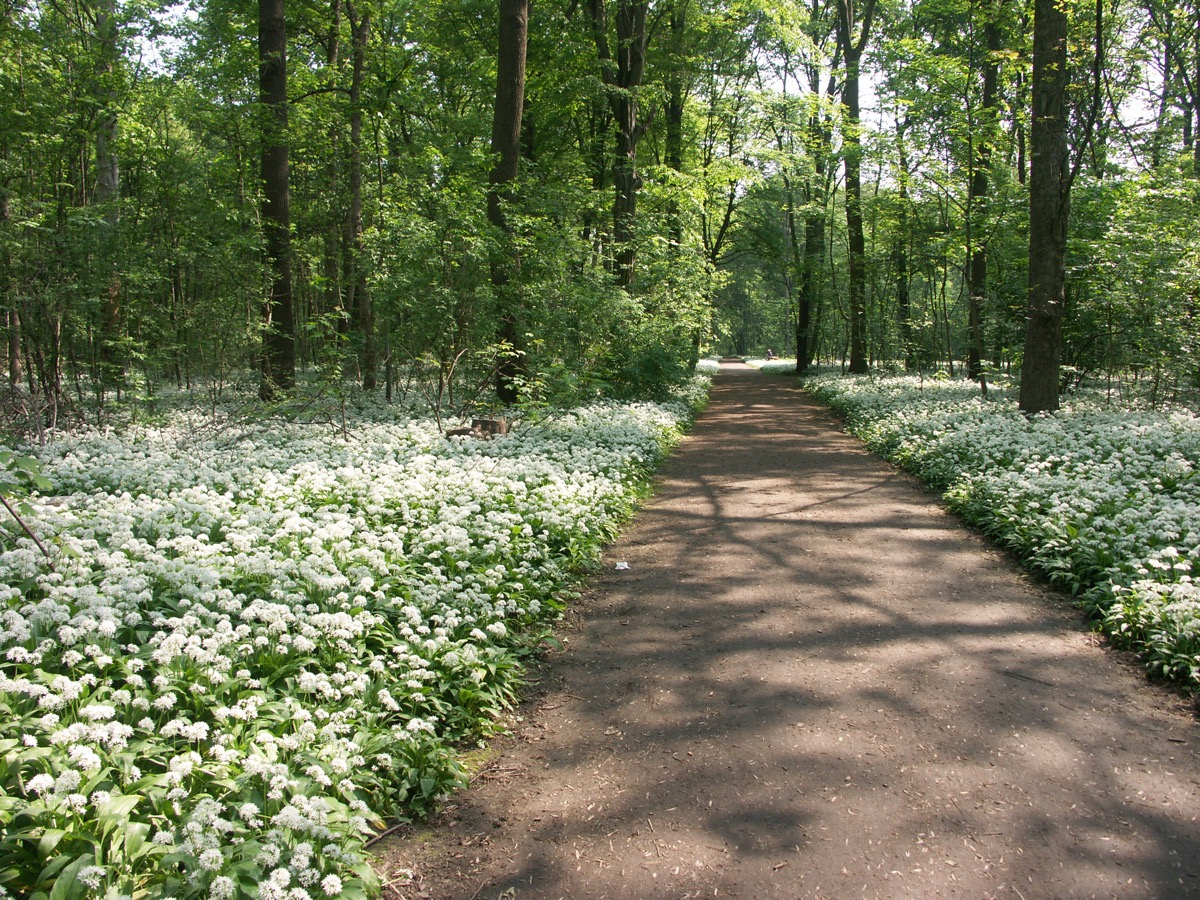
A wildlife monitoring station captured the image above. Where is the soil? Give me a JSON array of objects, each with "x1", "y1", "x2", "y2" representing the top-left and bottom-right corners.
[{"x1": 375, "y1": 362, "x2": 1200, "y2": 900}]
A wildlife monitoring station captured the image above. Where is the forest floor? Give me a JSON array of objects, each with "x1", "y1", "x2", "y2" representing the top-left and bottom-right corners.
[{"x1": 375, "y1": 362, "x2": 1200, "y2": 900}]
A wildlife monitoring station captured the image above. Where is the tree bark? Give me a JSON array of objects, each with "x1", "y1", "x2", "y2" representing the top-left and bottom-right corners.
[
  {"x1": 488, "y1": 0, "x2": 529, "y2": 405},
  {"x1": 259, "y1": 0, "x2": 296, "y2": 400},
  {"x1": 1019, "y1": 0, "x2": 1069, "y2": 415}
]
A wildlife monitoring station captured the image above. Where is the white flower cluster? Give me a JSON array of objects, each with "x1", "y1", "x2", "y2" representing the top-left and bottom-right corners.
[
  {"x1": 806, "y1": 370, "x2": 1200, "y2": 687},
  {"x1": 0, "y1": 382, "x2": 704, "y2": 898},
  {"x1": 742, "y1": 358, "x2": 798, "y2": 375}
]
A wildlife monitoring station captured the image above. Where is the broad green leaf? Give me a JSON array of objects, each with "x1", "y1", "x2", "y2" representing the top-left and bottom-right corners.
[{"x1": 37, "y1": 829, "x2": 67, "y2": 859}]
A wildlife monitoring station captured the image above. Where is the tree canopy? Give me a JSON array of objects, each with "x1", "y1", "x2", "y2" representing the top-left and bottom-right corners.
[{"x1": 2, "y1": 0, "x2": 1197, "y2": 418}]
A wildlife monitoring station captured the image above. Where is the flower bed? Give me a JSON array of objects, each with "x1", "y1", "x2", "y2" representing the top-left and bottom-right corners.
[
  {"x1": 0, "y1": 386, "x2": 704, "y2": 899},
  {"x1": 803, "y1": 371, "x2": 1200, "y2": 690}
]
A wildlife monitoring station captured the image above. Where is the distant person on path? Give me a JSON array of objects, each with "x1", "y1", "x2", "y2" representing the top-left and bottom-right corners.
[{"x1": 765, "y1": 349, "x2": 776, "y2": 359}]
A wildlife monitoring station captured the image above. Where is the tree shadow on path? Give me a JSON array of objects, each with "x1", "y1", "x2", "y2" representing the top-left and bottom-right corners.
[{"x1": 381, "y1": 363, "x2": 1200, "y2": 900}]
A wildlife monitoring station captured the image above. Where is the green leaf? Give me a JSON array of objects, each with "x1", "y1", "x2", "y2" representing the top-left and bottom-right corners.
[
  {"x1": 48, "y1": 854, "x2": 91, "y2": 900},
  {"x1": 37, "y1": 829, "x2": 67, "y2": 859},
  {"x1": 123, "y1": 821, "x2": 150, "y2": 859},
  {"x1": 97, "y1": 794, "x2": 139, "y2": 821}
]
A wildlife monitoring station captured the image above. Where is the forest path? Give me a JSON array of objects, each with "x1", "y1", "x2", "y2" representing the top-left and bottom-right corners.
[{"x1": 378, "y1": 362, "x2": 1200, "y2": 900}]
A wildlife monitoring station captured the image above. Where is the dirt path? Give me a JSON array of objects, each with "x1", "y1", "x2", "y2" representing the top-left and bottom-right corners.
[{"x1": 378, "y1": 363, "x2": 1200, "y2": 899}]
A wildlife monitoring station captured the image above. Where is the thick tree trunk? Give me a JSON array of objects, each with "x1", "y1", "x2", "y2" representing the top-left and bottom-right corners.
[
  {"x1": 612, "y1": 125, "x2": 640, "y2": 288},
  {"x1": 259, "y1": 0, "x2": 296, "y2": 400},
  {"x1": 590, "y1": 0, "x2": 650, "y2": 291},
  {"x1": 488, "y1": 0, "x2": 529, "y2": 405},
  {"x1": 1019, "y1": 0, "x2": 1069, "y2": 415}
]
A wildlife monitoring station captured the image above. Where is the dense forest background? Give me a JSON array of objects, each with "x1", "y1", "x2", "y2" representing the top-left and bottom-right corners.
[{"x1": 1, "y1": 0, "x2": 1198, "y2": 423}]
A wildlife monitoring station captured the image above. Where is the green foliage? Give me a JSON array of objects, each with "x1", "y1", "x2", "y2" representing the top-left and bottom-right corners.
[
  {"x1": 0, "y1": 452, "x2": 52, "y2": 500},
  {"x1": 1066, "y1": 175, "x2": 1200, "y2": 402}
]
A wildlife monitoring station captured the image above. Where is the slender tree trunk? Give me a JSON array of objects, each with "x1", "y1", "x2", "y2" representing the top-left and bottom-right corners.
[
  {"x1": 895, "y1": 134, "x2": 913, "y2": 370},
  {"x1": 347, "y1": 6, "x2": 374, "y2": 389},
  {"x1": 1184, "y1": 100, "x2": 1194, "y2": 160},
  {"x1": 842, "y1": 72, "x2": 868, "y2": 374},
  {"x1": 259, "y1": 0, "x2": 296, "y2": 400},
  {"x1": 323, "y1": 0, "x2": 344, "y2": 337},
  {"x1": 966, "y1": 14, "x2": 1000, "y2": 391},
  {"x1": 1019, "y1": 0, "x2": 1069, "y2": 414},
  {"x1": 665, "y1": 2, "x2": 685, "y2": 248},
  {"x1": 489, "y1": 0, "x2": 529, "y2": 405},
  {"x1": 664, "y1": 6, "x2": 702, "y2": 364},
  {"x1": 797, "y1": 43, "x2": 837, "y2": 375},
  {"x1": 1, "y1": 182, "x2": 18, "y2": 392},
  {"x1": 1152, "y1": 33, "x2": 1172, "y2": 169},
  {"x1": 798, "y1": 105, "x2": 829, "y2": 374},
  {"x1": 6, "y1": 311, "x2": 19, "y2": 393},
  {"x1": 94, "y1": 0, "x2": 122, "y2": 393},
  {"x1": 836, "y1": 0, "x2": 876, "y2": 375}
]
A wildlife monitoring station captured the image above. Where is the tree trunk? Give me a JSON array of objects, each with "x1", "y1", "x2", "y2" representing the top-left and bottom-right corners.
[
  {"x1": 798, "y1": 107, "x2": 828, "y2": 374},
  {"x1": 259, "y1": 0, "x2": 296, "y2": 400},
  {"x1": 488, "y1": 0, "x2": 529, "y2": 405},
  {"x1": 323, "y1": 0, "x2": 344, "y2": 338},
  {"x1": 94, "y1": 0, "x2": 122, "y2": 393},
  {"x1": 347, "y1": 6, "x2": 374, "y2": 390},
  {"x1": 1, "y1": 180, "x2": 18, "y2": 392},
  {"x1": 966, "y1": 15, "x2": 1000, "y2": 391},
  {"x1": 612, "y1": 125, "x2": 640, "y2": 288},
  {"x1": 842, "y1": 74, "x2": 868, "y2": 375},
  {"x1": 836, "y1": 0, "x2": 876, "y2": 375},
  {"x1": 1019, "y1": 0, "x2": 1069, "y2": 415},
  {"x1": 895, "y1": 132, "x2": 913, "y2": 370},
  {"x1": 665, "y1": 2, "x2": 685, "y2": 247},
  {"x1": 1152, "y1": 32, "x2": 1171, "y2": 169},
  {"x1": 590, "y1": 0, "x2": 650, "y2": 291}
]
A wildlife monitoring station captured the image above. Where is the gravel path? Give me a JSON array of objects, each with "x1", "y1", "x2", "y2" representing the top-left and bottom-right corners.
[{"x1": 378, "y1": 363, "x2": 1200, "y2": 899}]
